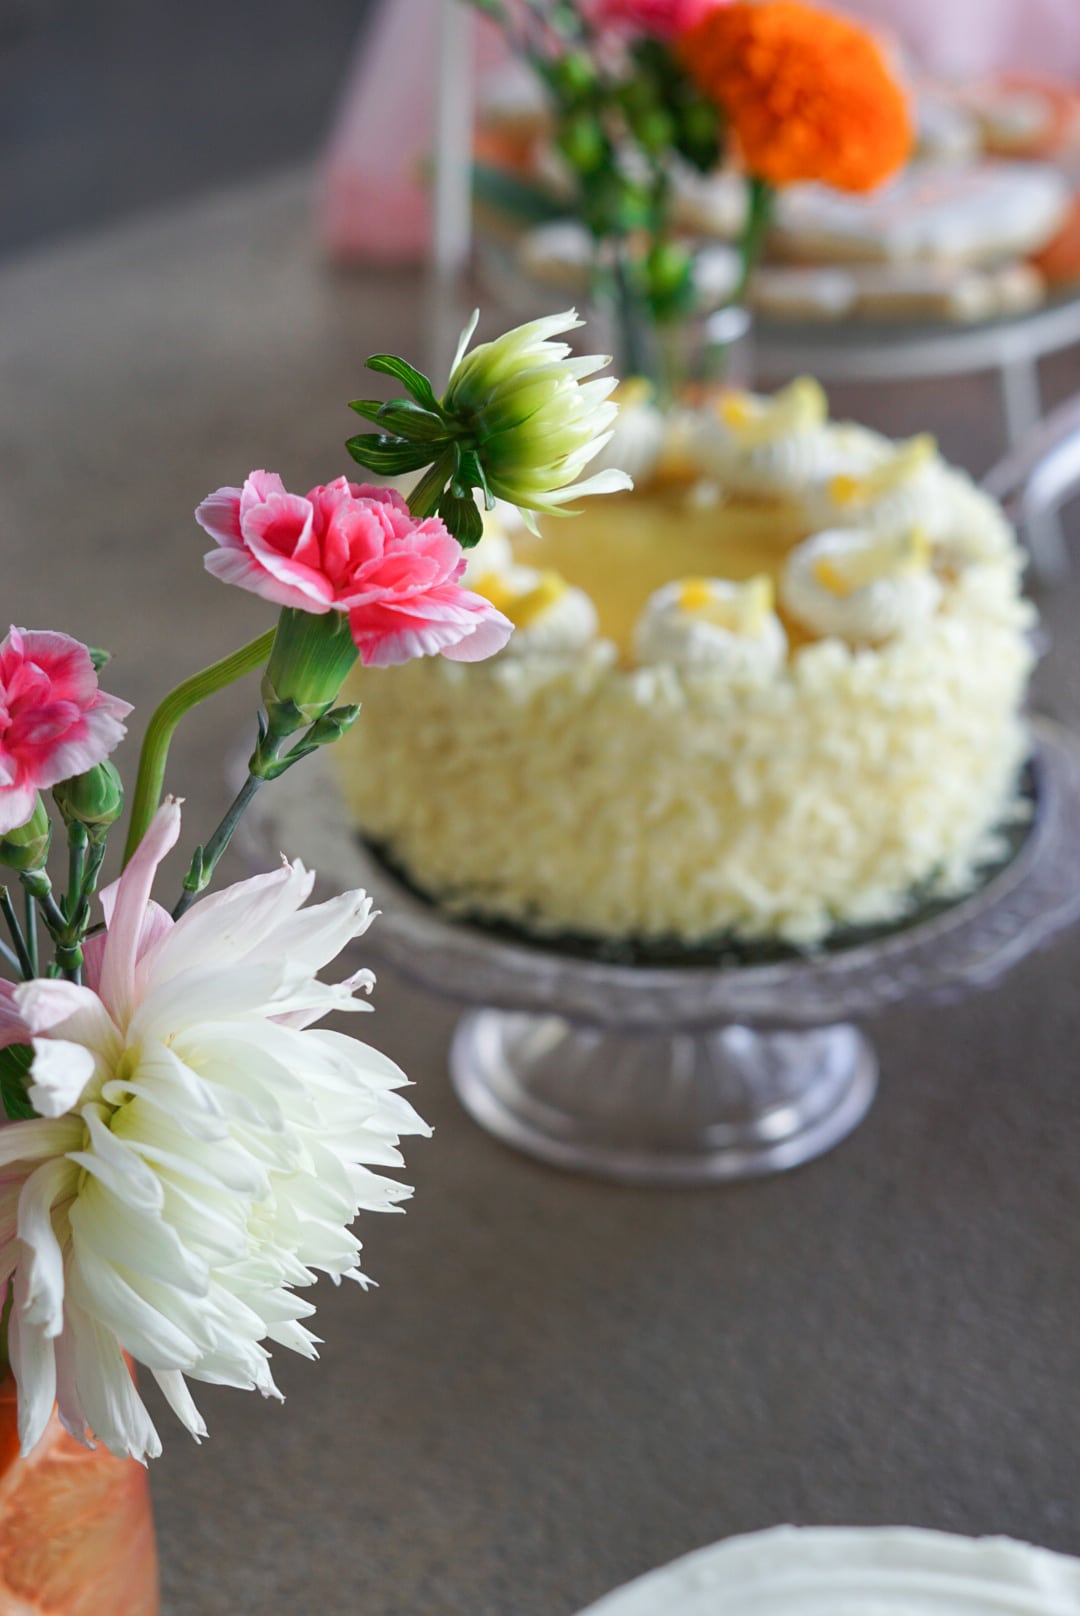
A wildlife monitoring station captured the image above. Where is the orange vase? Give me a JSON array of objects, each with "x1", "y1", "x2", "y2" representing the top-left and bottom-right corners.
[{"x1": 0, "y1": 1377, "x2": 159, "y2": 1615}]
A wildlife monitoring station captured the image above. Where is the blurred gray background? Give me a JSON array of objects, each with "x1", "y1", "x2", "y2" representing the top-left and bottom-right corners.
[{"x1": 0, "y1": 0, "x2": 376, "y2": 255}]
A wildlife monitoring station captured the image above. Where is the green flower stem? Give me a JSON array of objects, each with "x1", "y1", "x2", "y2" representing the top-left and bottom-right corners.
[
  {"x1": 734, "y1": 174, "x2": 775, "y2": 307},
  {"x1": 22, "y1": 887, "x2": 38, "y2": 977},
  {"x1": 20, "y1": 871, "x2": 81, "y2": 980},
  {"x1": 611, "y1": 245, "x2": 655, "y2": 386},
  {"x1": 171, "y1": 766, "x2": 272, "y2": 923},
  {"x1": 0, "y1": 888, "x2": 33, "y2": 979},
  {"x1": 65, "y1": 823, "x2": 87, "y2": 926},
  {"x1": 20, "y1": 871, "x2": 69, "y2": 941},
  {"x1": 123, "y1": 629, "x2": 276, "y2": 866},
  {"x1": 0, "y1": 937, "x2": 19, "y2": 975},
  {"x1": 407, "y1": 450, "x2": 456, "y2": 521}
]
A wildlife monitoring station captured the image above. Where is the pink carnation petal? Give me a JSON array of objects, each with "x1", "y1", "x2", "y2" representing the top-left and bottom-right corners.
[
  {"x1": 194, "y1": 487, "x2": 244, "y2": 547},
  {"x1": 0, "y1": 781, "x2": 40, "y2": 837},
  {"x1": 203, "y1": 548, "x2": 331, "y2": 614},
  {"x1": 342, "y1": 483, "x2": 410, "y2": 515},
  {"x1": 439, "y1": 608, "x2": 515, "y2": 661}
]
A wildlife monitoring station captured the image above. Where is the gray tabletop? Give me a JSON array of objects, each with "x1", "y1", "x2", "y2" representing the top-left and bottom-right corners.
[{"x1": 3, "y1": 170, "x2": 1080, "y2": 1616}]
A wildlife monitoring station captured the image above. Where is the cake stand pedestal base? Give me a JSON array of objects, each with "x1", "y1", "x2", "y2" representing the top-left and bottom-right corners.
[{"x1": 450, "y1": 1011, "x2": 878, "y2": 1184}]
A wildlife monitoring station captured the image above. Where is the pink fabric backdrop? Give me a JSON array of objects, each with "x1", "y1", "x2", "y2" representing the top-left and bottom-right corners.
[{"x1": 318, "y1": 0, "x2": 1080, "y2": 264}]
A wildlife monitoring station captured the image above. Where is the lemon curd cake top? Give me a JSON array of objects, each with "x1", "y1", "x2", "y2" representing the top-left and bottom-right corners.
[{"x1": 334, "y1": 379, "x2": 1035, "y2": 950}]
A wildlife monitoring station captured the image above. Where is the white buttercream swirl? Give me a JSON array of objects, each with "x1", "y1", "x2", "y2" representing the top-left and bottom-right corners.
[
  {"x1": 805, "y1": 434, "x2": 1014, "y2": 564},
  {"x1": 634, "y1": 576, "x2": 787, "y2": 677},
  {"x1": 689, "y1": 379, "x2": 890, "y2": 498},
  {"x1": 782, "y1": 527, "x2": 943, "y2": 644}
]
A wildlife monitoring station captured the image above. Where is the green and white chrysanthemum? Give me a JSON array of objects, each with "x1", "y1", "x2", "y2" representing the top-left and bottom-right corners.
[{"x1": 442, "y1": 309, "x2": 633, "y2": 528}]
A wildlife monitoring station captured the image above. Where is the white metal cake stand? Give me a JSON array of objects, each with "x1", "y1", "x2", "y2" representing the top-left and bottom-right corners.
[{"x1": 244, "y1": 718, "x2": 1080, "y2": 1187}]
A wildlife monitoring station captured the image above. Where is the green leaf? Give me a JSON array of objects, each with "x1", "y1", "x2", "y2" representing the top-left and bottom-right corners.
[
  {"x1": 438, "y1": 488, "x2": 484, "y2": 548},
  {"x1": 0, "y1": 1044, "x2": 37, "y2": 1122},
  {"x1": 348, "y1": 400, "x2": 450, "y2": 444},
  {"x1": 455, "y1": 450, "x2": 494, "y2": 510},
  {"x1": 364, "y1": 356, "x2": 440, "y2": 413},
  {"x1": 348, "y1": 399, "x2": 392, "y2": 426},
  {"x1": 88, "y1": 647, "x2": 112, "y2": 672},
  {"x1": 472, "y1": 162, "x2": 570, "y2": 227},
  {"x1": 345, "y1": 436, "x2": 440, "y2": 475},
  {"x1": 376, "y1": 402, "x2": 452, "y2": 443}
]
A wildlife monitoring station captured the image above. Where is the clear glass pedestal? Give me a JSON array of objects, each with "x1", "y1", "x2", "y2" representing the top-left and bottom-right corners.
[{"x1": 246, "y1": 719, "x2": 1080, "y2": 1186}]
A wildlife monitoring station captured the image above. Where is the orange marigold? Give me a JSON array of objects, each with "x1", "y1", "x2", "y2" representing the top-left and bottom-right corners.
[{"x1": 681, "y1": 0, "x2": 913, "y2": 193}]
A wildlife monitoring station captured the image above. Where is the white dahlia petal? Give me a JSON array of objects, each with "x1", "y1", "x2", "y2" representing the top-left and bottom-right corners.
[
  {"x1": 151, "y1": 1368, "x2": 208, "y2": 1442},
  {"x1": 17, "y1": 1158, "x2": 74, "y2": 1335},
  {"x1": 9, "y1": 1282, "x2": 56, "y2": 1455},
  {"x1": 26, "y1": 1038, "x2": 98, "y2": 1117}
]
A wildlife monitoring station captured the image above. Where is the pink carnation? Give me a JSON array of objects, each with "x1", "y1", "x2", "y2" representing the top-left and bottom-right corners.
[
  {"x1": 196, "y1": 472, "x2": 512, "y2": 668},
  {"x1": 0, "y1": 629, "x2": 132, "y2": 836},
  {"x1": 586, "y1": 0, "x2": 726, "y2": 38}
]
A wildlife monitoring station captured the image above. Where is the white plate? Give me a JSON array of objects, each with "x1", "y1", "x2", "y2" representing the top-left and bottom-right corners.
[{"x1": 576, "y1": 1527, "x2": 1080, "y2": 1614}]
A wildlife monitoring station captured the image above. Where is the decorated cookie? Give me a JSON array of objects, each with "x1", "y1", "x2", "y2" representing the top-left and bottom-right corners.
[{"x1": 774, "y1": 161, "x2": 1070, "y2": 267}]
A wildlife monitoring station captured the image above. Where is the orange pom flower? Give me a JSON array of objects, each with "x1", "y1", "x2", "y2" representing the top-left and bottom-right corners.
[{"x1": 681, "y1": 0, "x2": 912, "y2": 193}]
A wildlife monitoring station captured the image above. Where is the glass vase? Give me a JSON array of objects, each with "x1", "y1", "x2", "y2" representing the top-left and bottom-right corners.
[{"x1": 0, "y1": 1375, "x2": 159, "y2": 1614}]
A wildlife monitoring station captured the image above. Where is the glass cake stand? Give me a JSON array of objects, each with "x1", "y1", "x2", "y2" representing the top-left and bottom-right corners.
[{"x1": 243, "y1": 719, "x2": 1080, "y2": 1186}]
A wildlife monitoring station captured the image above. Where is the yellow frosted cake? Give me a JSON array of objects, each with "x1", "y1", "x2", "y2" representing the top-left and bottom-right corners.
[{"x1": 334, "y1": 379, "x2": 1036, "y2": 950}]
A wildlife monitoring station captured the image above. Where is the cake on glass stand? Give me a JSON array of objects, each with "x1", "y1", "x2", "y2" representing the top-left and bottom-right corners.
[{"x1": 245, "y1": 716, "x2": 1080, "y2": 1186}]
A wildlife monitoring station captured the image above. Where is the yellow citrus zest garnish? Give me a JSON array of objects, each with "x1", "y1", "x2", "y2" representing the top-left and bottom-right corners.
[
  {"x1": 828, "y1": 433, "x2": 937, "y2": 508},
  {"x1": 719, "y1": 377, "x2": 827, "y2": 446},
  {"x1": 813, "y1": 527, "x2": 932, "y2": 597},
  {"x1": 829, "y1": 473, "x2": 862, "y2": 507},
  {"x1": 473, "y1": 569, "x2": 567, "y2": 628},
  {"x1": 719, "y1": 392, "x2": 753, "y2": 429},
  {"x1": 679, "y1": 577, "x2": 715, "y2": 613},
  {"x1": 678, "y1": 574, "x2": 774, "y2": 635}
]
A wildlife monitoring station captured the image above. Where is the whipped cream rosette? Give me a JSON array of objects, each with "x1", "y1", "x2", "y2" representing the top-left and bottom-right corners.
[
  {"x1": 472, "y1": 566, "x2": 599, "y2": 655},
  {"x1": 782, "y1": 525, "x2": 943, "y2": 644},
  {"x1": 689, "y1": 377, "x2": 889, "y2": 499},
  {"x1": 634, "y1": 575, "x2": 787, "y2": 677},
  {"x1": 809, "y1": 432, "x2": 1016, "y2": 564}
]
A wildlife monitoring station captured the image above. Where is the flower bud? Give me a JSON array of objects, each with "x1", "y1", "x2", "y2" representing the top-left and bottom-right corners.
[
  {"x1": 53, "y1": 761, "x2": 124, "y2": 841},
  {"x1": 261, "y1": 608, "x2": 359, "y2": 739},
  {"x1": 0, "y1": 796, "x2": 52, "y2": 873},
  {"x1": 441, "y1": 310, "x2": 633, "y2": 527},
  {"x1": 557, "y1": 112, "x2": 608, "y2": 175},
  {"x1": 634, "y1": 107, "x2": 675, "y2": 156},
  {"x1": 551, "y1": 51, "x2": 597, "y2": 102}
]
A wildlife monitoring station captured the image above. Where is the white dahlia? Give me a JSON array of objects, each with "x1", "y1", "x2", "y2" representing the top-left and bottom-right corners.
[{"x1": 0, "y1": 799, "x2": 429, "y2": 1462}]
